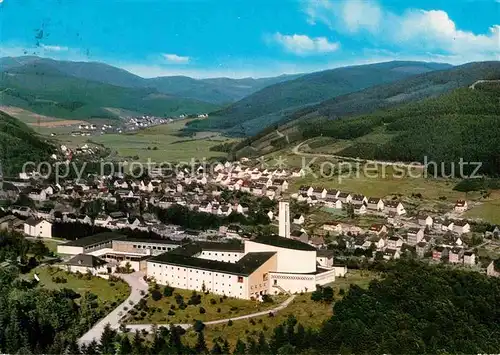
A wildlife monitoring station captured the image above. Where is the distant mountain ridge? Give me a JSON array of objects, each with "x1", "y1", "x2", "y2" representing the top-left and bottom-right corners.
[
  {"x1": 184, "y1": 61, "x2": 453, "y2": 135},
  {"x1": 0, "y1": 61, "x2": 218, "y2": 120},
  {"x1": 0, "y1": 56, "x2": 302, "y2": 104}
]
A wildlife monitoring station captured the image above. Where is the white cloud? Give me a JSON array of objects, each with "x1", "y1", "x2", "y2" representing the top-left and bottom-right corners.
[
  {"x1": 272, "y1": 32, "x2": 340, "y2": 55},
  {"x1": 305, "y1": 0, "x2": 382, "y2": 33},
  {"x1": 304, "y1": 0, "x2": 500, "y2": 57},
  {"x1": 40, "y1": 44, "x2": 69, "y2": 52},
  {"x1": 162, "y1": 53, "x2": 190, "y2": 64}
]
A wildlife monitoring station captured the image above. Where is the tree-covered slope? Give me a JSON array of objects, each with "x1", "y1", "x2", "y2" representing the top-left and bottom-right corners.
[
  {"x1": 303, "y1": 80, "x2": 500, "y2": 175},
  {"x1": 314, "y1": 261, "x2": 500, "y2": 354},
  {"x1": 0, "y1": 111, "x2": 54, "y2": 175},
  {"x1": 186, "y1": 61, "x2": 452, "y2": 135},
  {"x1": 0, "y1": 61, "x2": 218, "y2": 119}
]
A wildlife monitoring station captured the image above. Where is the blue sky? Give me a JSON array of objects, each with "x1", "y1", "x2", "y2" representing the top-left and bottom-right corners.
[{"x1": 0, "y1": 0, "x2": 498, "y2": 78}]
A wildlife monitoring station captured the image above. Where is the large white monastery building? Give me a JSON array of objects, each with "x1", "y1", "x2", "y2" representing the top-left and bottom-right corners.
[{"x1": 58, "y1": 232, "x2": 344, "y2": 300}]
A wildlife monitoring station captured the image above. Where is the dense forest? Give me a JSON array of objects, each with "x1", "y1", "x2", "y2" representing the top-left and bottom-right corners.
[
  {"x1": 302, "y1": 84, "x2": 500, "y2": 175},
  {"x1": 0, "y1": 110, "x2": 54, "y2": 175}
]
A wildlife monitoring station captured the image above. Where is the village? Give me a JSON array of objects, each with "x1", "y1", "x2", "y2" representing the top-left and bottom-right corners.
[{"x1": 1, "y1": 156, "x2": 500, "y2": 281}]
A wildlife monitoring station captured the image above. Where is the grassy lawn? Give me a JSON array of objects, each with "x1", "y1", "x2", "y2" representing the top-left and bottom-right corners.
[
  {"x1": 92, "y1": 119, "x2": 236, "y2": 163},
  {"x1": 26, "y1": 265, "x2": 130, "y2": 305},
  {"x1": 125, "y1": 287, "x2": 288, "y2": 325},
  {"x1": 183, "y1": 270, "x2": 378, "y2": 348}
]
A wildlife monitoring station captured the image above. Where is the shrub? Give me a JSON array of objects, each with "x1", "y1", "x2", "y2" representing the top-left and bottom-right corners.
[
  {"x1": 179, "y1": 303, "x2": 187, "y2": 310},
  {"x1": 175, "y1": 293, "x2": 184, "y2": 305},
  {"x1": 339, "y1": 288, "x2": 345, "y2": 296},
  {"x1": 219, "y1": 297, "x2": 224, "y2": 303},
  {"x1": 199, "y1": 307, "x2": 206, "y2": 314},
  {"x1": 262, "y1": 294, "x2": 273, "y2": 303},
  {"x1": 140, "y1": 290, "x2": 145, "y2": 296},
  {"x1": 140, "y1": 311, "x2": 147, "y2": 318},
  {"x1": 249, "y1": 319, "x2": 256, "y2": 325},
  {"x1": 151, "y1": 290, "x2": 162, "y2": 301},
  {"x1": 168, "y1": 310, "x2": 175, "y2": 316},
  {"x1": 227, "y1": 320, "x2": 233, "y2": 326},
  {"x1": 170, "y1": 305, "x2": 176, "y2": 310},
  {"x1": 163, "y1": 285, "x2": 175, "y2": 297},
  {"x1": 217, "y1": 308, "x2": 221, "y2": 313},
  {"x1": 210, "y1": 298, "x2": 217, "y2": 305},
  {"x1": 258, "y1": 319, "x2": 263, "y2": 324},
  {"x1": 268, "y1": 312, "x2": 274, "y2": 317}
]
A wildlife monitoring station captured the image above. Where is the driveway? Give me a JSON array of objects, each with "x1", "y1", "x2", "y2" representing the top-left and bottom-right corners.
[
  {"x1": 78, "y1": 272, "x2": 148, "y2": 346},
  {"x1": 125, "y1": 294, "x2": 296, "y2": 333}
]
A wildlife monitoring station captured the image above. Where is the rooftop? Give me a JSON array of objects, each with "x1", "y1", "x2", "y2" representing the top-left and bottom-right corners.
[
  {"x1": 252, "y1": 236, "x2": 317, "y2": 251},
  {"x1": 65, "y1": 254, "x2": 107, "y2": 268},
  {"x1": 149, "y1": 251, "x2": 276, "y2": 276},
  {"x1": 64, "y1": 232, "x2": 125, "y2": 247}
]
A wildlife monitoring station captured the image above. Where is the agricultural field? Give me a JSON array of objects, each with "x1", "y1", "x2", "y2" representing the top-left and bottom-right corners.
[
  {"x1": 125, "y1": 287, "x2": 288, "y2": 325},
  {"x1": 183, "y1": 269, "x2": 377, "y2": 348},
  {"x1": 92, "y1": 119, "x2": 237, "y2": 163}
]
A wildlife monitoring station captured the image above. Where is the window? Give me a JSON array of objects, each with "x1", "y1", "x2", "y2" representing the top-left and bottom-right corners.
[{"x1": 237, "y1": 276, "x2": 243, "y2": 283}]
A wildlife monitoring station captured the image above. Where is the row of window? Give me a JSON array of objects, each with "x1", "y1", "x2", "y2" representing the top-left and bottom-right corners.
[
  {"x1": 203, "y1": 252, "x2": 240, "y2": 257},
  {"x1": 133, "y1": 244, "x2": 173, "y2": 251}
]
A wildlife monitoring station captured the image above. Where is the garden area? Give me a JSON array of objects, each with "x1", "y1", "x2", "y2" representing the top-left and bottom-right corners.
[
  {"x1": 26, "y1": 265, "x2": 130, "y2": 306},
  {"x1": 182, "y1": 269, "x2": 378, "y2": 348},
  {"x1": 123, "y1": 284, "x2": 288, "y2": 325}
]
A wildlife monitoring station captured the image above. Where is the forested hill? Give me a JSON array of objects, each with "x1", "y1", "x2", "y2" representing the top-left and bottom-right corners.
[
  {"x1": 185, "y1": 61, "x2": 451, "y2": 135},
  {"x1": 303, "y1": 80, "x2": 500, "y2": 175},
  {"x1": 0, "y1": 61, "x2": 218, "y2": 120},
  {"x1": 0, "y1": 111, "x2": 54, "y2": 175},
  {"x1": 231, "y1": 61, "x2": 500, "y2": 159},
  {"x1": 314, "y1": 261, "x2": 500, "y2": 354}
]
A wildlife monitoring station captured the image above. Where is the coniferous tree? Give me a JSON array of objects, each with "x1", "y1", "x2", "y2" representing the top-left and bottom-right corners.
[
  {"x1": 246, "y1": 336, "x2": 258, "y2": 354},
  {"x1": 233, "y1": 339, "x2": 246, "y2": 355},
  {"x1": 195, "y1": 331, "x2": 208, "y2": 354},
  {"x1": 131, "y1": 330, "x2": 143, "y2": 355},
  {"x1": 99, "y1": 323, "x2": 117, "y2": 355},
  {"x1": 257, "y1": 331, "x2": 270, "y2": 354},
  {"x1": 118, "y1": 335, "x2": 132, "y2": 355},
  {"x1": 222, "y1": 339, "x2": 231, "y2": 354},
  {"x1": 84, "y1": 340, "x2": 99, "y2": 355}
]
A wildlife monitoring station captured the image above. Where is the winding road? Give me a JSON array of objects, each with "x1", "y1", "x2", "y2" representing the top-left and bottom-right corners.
[
  {"x1": 292, "y1": 139, "x2": 424, "y2": 169},
  {"x1": 78, "y1": 272, "x2": 149, "y2": 346}
]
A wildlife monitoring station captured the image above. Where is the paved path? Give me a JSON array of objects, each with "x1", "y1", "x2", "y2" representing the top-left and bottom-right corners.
[
  {"x1": 125, "y1": 294, "x2": 296, "y2": 333},
  {"x1": 292, "y1": 139, "x2": 424, "y2": 168},
  {"x1": 78, "y1": 272, "x2": 148, "y2": 346}
]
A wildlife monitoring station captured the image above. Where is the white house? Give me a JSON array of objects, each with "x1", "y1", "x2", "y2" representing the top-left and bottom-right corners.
[
  {"x1": 418, "y1": 215, "x2": 433, "y2": 228},
  {"x1": 367, "y1": 197, "x2": 384, "y2": 211},
  {"x1": 384, "y1": 201, "x2": 406, "y2": 215},
  {"x1": 454, "y1": 200, "x2": 468, "y2": 213},
  {"x1": 24, "y1": 218, "x2": 52, "y2": 238},
  {"x1": 453, "y1": 221, "x2": 471, "y2": 234}
]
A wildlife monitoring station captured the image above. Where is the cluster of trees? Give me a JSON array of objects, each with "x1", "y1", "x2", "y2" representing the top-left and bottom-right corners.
[
  {"x1": 0, "y1": 267, "x2": 103, "y2": 354},
  {"x1": 209, "y1": 142, "x2": 237, "y2": 153},
  {"x1": 153, "y1": 204, "x2": 270, "y2": 231},
  {"x1": 0, "y1": 230, "x2": 52, "y2": 269}
]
